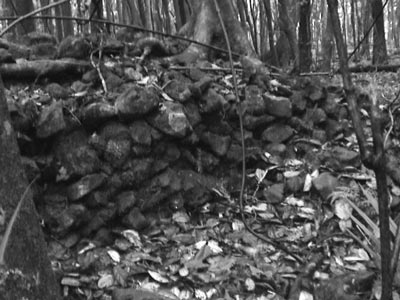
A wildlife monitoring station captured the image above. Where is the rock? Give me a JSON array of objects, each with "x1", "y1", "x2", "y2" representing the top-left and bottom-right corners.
[
  {"x1": 82, "y1": 204, "x2": 117, "y2": 236},
  {"x1": 129, "y1": 120, "x2": 154, "y2": 146},
  {"x1": 105, "y1": 72, "x2": 124, "y2": 91},
  {"x1": 53, "y1": 129, "x2": 101, "y2": 179},
  {"x1": 85, "y1": 190, "x2": 110, "y2": 208},
  {"x1": 307, "y1": 83, "x2": 326, "y2": 102},
  {"x1": 307, "y1": 108, "x2": 327, "y2": 124},
  {"x1": 312, "y1": 129, "x2": 327, "y2": 143},
  {"x1": 115, "y1": 86, "x2": 160, "y2": 119},
  {"x1": 325, "y1": 118, "x2": 343, "y2": 139},
  {"x1": 80, "y1": 102, "x2": 117, "y2": 127},
  {"x1": 116, "y1": 191, "x2": 137, "y2": 215},
  {"x1": 164, "y1": 79, "x2": 190, "y2": 101},
  {"x1": 312, "y1": 172, "x2": 338, "y2": 201},
  {"x1": 36, "y1": 100, "x2": 66, "y2": 138},
  {"x1": 67, "y1": 173, "x2": 107, "y2": 201},
  {"x1": 226, "y1": 143, "x2": 243, "y2": 162},
  {"x1": 57, "y1": 35, "x2": 91, "y2": 59},
  {"x1": 182, "y1": 148, "x2": 219, "y2": 172},
  {"x1": 93, "y1": 122, "x2": 132, "y2": 167},
  {"x1": 31, "y1": 43, "x2": 57, "y2": 59},
  {"x1": 265, "y1": 143, "x2": 287, "y2": 157},
  {"x1": 200, "y1": 131, "x2": 231, "y2": 156},
  {"x1": 122, "y1": 207, "x2": 150, "y2": 231},
  {"x1": 183, "y1": 102, "x2": 202, "y2": 127},
  {"x1": 200, "y1": 88, "x2": 226, "y2": 113},
  {"x1": 263, "y1": 93, "x2": 292, "y2": 118},
  {"x1": 117, "y1": 158, "x2": 157, "y2": 187},
  {"x1": 263, "y1": 183, "x2": 285, "y2": 204},
  {"x1": 324, "y1": 146, "x2": 360, "y2": 170},
  {"x1": 242, "y1": 85, "x2": 266, "y2": 116},
  {"x1": 21, "y1": 156, "x2": 40, "y2": 182},
  {"x1": 54, "y1": 204, "x2": 88, "y2": 235},
  {"x1": 0, "y1": 48, "x2": 15, "y2": 63},
  {"x1": 82, "y1": 69, "x2": 99, "y2": 83},
  {"x1": 243, "y1": 114, "x2": 275, "y2": 130},
  {"x1": 148, "y1": 101, "x2": 192, "y2": 138},
  {"x1": 179, "y1": 170, "x2": 214, "y2": 208},
  {"x1": 261, "y1": 123, "x2": 294, "y2": 143},
  {"x1": 93, "y1": 228, "x2": 114, "y2": 246},
  {"x1": 290, "y1": 91, "x2": 307, "y2": 113},
  {"x1": 322, "y1": 93, "x2": 339, "y2": 116},
  {"x1": 137, "y1": 169, "x2": 182, "y2": 210},
  {"x1": 103, "y1": 134, "x2": 132, "y2": 168}
]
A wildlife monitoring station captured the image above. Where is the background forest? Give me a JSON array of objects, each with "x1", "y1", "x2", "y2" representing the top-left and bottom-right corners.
[{"x1": 0, "y1": 0, "x2": 395, "y2": 70}]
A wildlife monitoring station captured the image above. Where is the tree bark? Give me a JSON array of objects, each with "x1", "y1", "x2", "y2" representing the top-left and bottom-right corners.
[
  {"x1": 16, "y1": 0, "x2": 36, "y2": 35},
  {"x1": 371, "y1": 0, "x2": 388, "y2": 64},
  {"x1": 321, "y1": 0, "x2": 334, "y2": 71},
  {"x1": 298, "y1": 0, "x2": 312, "y2": 72},
  {"x1": 263, "y1": 0, "x2": 278, "y2": 65},
  {"x1": 171, "y1": 0, "x2": 256, "y2": 64},
  {"x1": 277, "y1": 0, "x2": 299, "y2": 70},
  {"x1": 360, "y1": 0, "x2": 371, "y2": 58},
  {"x1": 61, "y1": 1, "x2": 74, "y2": 36},
  {"x1": 0, "y1": 74, "x2": 61, "y2": 300}
]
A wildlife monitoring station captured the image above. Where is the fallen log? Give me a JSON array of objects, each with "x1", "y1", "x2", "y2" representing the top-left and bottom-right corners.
[{"x1": 0, "y1": 58, "x2": 91, "y2": 80}]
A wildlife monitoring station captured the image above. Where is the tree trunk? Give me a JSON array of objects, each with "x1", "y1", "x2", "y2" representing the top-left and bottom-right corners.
[
  {"x1": 263, "y1": 0, "x2": 278, "y2": 65},
  {"x1": 162, "y1": 0, "x2": 172, "y2": 33},
  {"x1": 321, "y1": 1, "x2": 334, "y2": 71},
  {"x1": 16, "y1": 0, "x2": 36, "y2": 35},
  {"x1": 61, "y1": 1, "x2": 74, "y2": 37},
  {"x1": 360, "y1": 0, "x2": 371, "y2": 58},
  {"x1": 298, "y1": 0, "x2": 312, "y2": 72},
  {"x1": 171, "y1": 0, "x2": 256, "y2": 64},
  {"x1": 350, "y1": 0, "x2": 358, "y2": 60},
  {"x1": 371, "y1": 0, "x2": 388, "y2": 64},
  {"x1": 0, "y1": 75, "x2": 61, "y2": 300},
  {"x1": 54, "y1": 4, "x2": 63, "y2": 41},
  {"x1": 277, "y1": 0, "x2": 299, "y2": 70}
]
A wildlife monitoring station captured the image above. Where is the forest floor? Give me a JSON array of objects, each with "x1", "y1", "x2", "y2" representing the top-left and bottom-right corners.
[{"x1": 6, "y1": 50, "x2": 400, "y2": 300}]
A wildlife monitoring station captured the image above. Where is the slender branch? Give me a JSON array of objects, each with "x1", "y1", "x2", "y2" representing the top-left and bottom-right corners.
[{"x1": 0, "y1": 0, "x2": 69, "y2": 37}]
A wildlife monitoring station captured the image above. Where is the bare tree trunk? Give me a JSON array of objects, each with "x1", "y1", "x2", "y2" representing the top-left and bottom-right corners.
[
  {"x1": 263, "y1": 0, "x2": 278, "y2": 65},
  {"x1": 0, "y1": 75, "x2": 61, "y2": 300},
  {"x1": 249, "y1": 0, "x2": 258, "y2": 53},
  {"x1": 277, "y1": 0, "x2": 298, "y2": 70},
  {"x1": 54, "y1": 4, "x2": 63, "y2": 41},
  {"x1": 350, "y1": 0, "x2": 358, "y2": 60},
  {"x1": 61, "y1": 1, "x2": 74, "y2": 36},
  {"x1": 17, "y1": 0, "x2": 36, "y2": 35},
  {"x1": 162, "y1": 0, "x2": 172, "y2": 33},
  {"x1": 238, "y1": 0, "x2": 256, "y2": 50},
  {"x1": 298, "y1": 0, "x2": 312, "y2": 72},
  {"x1": 40, "y1": 0, "x2": 54, "y2": 34},
  {"x1": 137, "y1": 0, "x2": 147, "y2": 27},
  {"x1": 172, "y1": 0, "x2": 256, "y2": 64},
  {"x1": 321, "y1": 1, "x2": 334, "y2": 71},
  {"x1": 371, "y1": 0, "x2": 388, "y2": 64},
  {"x1": 360, "y1": 0, "x2": 371, "y2": 58}
]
